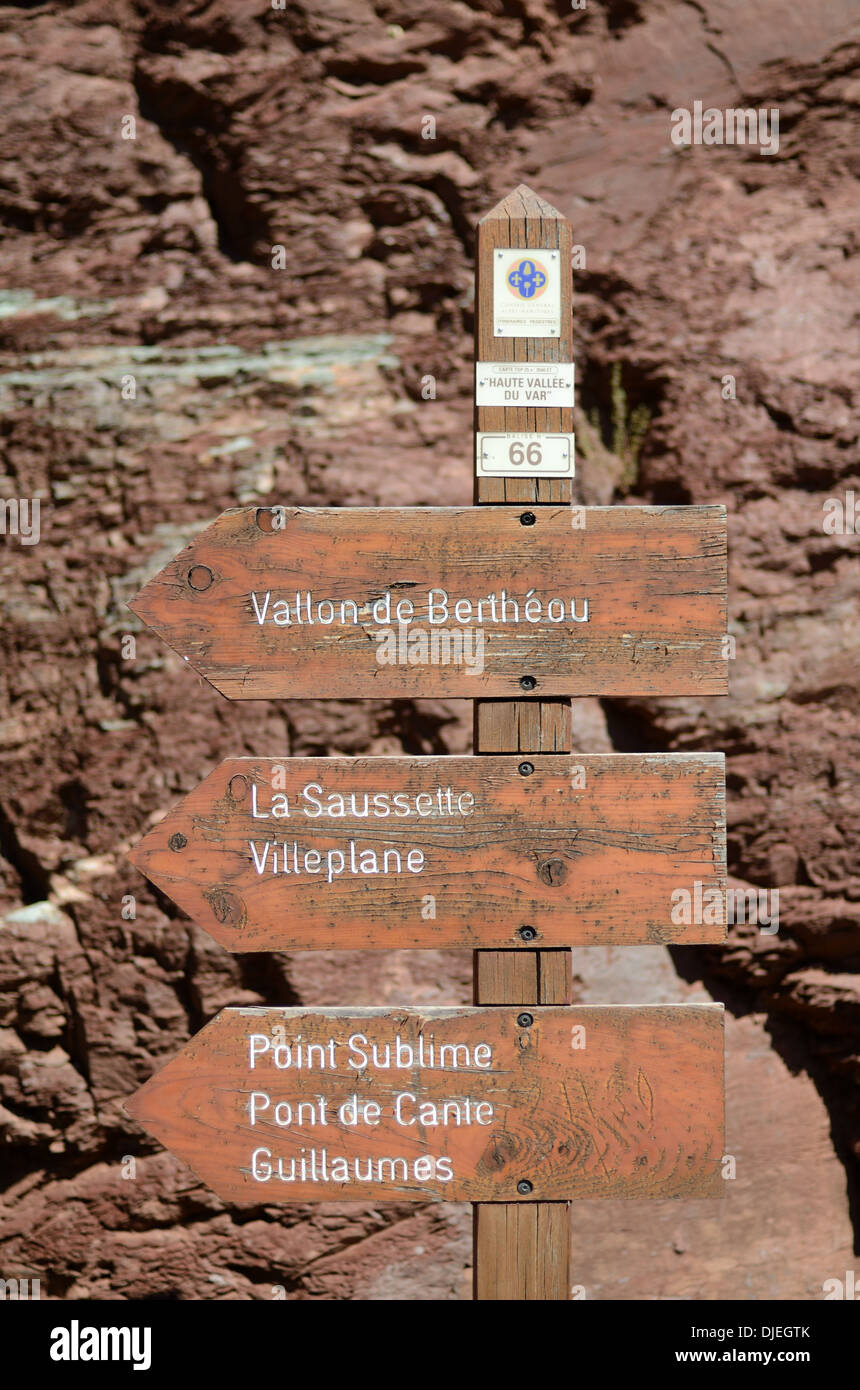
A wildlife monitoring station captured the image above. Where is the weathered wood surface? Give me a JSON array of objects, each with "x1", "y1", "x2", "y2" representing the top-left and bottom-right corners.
[
  {"x1": 472, "y1": 191, "x2": 578, "y2": 1296},
  {"x1": 129, "y1": 754, "x2": 726, "y2": 950},
  {"x1": 473, "y1": 695, "x2": 575, "y2": 1298},
  {"x1": 476, "y1": 185, "x2": 573, "y2": 503},
  {"x1": 474, "y1": 1204, "x2": 573, "y2": 1300},
  {"x1": 128, "y1": 504, "x2": 728, "y2": 699},
  {"x1": 125, "y1": 1006, "x2": 725, "y2": 1205}
]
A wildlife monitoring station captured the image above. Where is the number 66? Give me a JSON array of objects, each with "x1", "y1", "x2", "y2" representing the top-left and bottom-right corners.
[{"x1": 508, "y1": 440, "x2": 543, "y2": 467}]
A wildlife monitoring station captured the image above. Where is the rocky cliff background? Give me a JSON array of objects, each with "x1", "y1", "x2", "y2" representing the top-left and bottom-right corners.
[{"x1": 0, "y1": 0, "x2": 858, "y2": 1300}]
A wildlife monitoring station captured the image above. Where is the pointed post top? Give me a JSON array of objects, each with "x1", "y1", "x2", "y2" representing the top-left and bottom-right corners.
[
  {"x1": 479, "y1": 184, "x2": 567, "y2": 225},
  {"x1": 474, "y1": 183, "x2": 574, "y2": 504}
]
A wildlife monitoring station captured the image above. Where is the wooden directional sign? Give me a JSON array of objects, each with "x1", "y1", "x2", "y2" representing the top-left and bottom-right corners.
[
  {"x1": 128, "y1": 504, "x2": 728, "y2": 699},
  {"x1": 129, "y1": 754, "x2": 726, "y2": 950},
  {"x1": 126, "y1": 1006, "x2": 725, "y2": 1204}
]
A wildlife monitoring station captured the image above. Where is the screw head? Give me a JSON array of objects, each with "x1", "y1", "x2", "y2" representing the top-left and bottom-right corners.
[
  {"x1": 168, "y1": 832, "x2": 187, "y2": 852},
  {"x1": 520, "y1": 512, "x2": 536, "y2": 526},
  {"x1": 520, "y1": 676, "x2": 537, "y2": 691},
  {"x1": 518, "y1": 761, "x2": 534, "y2": 776},
  {"x1": 517, "y1": 1179, "x2": 534, "y2": 1196},
  {"x1": 517, "y1": 926, "x2": 537, "y2": 942},
  {"x1": 517, "y1": 1012, "x2": 534, "y2": 1028}
]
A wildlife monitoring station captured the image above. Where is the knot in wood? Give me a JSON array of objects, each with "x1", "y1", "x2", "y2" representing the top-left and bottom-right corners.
[
  {"x1": 205, "y1": 888, "x2": 246, "y2": 929},
  {"x1": 537, "y1": 858, "x2": 566, "y2": 886}
]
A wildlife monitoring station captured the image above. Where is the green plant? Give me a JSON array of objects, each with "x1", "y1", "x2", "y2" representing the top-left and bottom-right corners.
[{"x1": 588, "y1": 362, "x2": 652, "y2": 492}]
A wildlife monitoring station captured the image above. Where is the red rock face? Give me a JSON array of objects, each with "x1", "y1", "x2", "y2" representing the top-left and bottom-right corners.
[{"x1": 0, "y1": 0, "x2": 858, "y2": 1300}]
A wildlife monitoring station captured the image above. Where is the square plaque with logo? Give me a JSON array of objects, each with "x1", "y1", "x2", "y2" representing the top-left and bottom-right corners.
[{"x1": 493, "y1": 246, "x2": 562, "y2": 338}]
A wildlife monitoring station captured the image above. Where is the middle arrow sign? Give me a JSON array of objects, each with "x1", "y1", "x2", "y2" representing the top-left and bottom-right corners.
[{"x1": 129, "y1": 754, "x2": 726, "y2": 950}]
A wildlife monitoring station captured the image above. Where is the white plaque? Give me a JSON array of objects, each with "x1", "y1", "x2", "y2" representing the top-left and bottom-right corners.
[
  {"x1": 493, "y1": 247, "x2": 561, "y2": 338},
  {"x1": 476, "y1": 432, "x2": 575, "y2": 478},
  {"x1": 475, "y1": 360, "x2": 575, "y2": 408}
]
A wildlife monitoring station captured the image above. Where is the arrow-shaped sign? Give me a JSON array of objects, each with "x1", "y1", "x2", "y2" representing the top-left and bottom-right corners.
[
  {"x1": 128, "y1": 505, "x2": 728, "y2": 699},
  {"x1": 129, "y1": 754, "x2": 727, "y2": 950},
  {"x1": 126, "y1": 1005, "x2": 725, "y2": 1204}
]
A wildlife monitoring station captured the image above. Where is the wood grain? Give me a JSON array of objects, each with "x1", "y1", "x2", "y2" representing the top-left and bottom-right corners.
[
  {"x1": 473, "y1": 695, "x2": 575, "y2": 1297},
  {"x1": 125, "y1": 1005, "x2": 725, "y2": 1205},
  {"x1": 128, "y1": 753, "x2": 727, "y2": 950},
  {"x1": 128, "y1": 504, "x2": 728, "y2": 699},
  {"x1": 472, "y1": 189, "x2": 576, "y2": 1296},
  {"x1": 474, "y1": 1204, "x2": 573, "y2": 1300}
]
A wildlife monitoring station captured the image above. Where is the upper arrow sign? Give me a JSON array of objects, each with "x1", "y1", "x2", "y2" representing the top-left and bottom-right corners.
[{"x1": 128, "y1": 505, "x2": 728, "y2": 699}]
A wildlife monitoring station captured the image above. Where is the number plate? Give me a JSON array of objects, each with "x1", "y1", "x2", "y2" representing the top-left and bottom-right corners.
[
  {"x1": 475, "y1": 361, "x2": 575, "y2": 407},
  {"x1": 493, "y1": 247, "x2": 562, "y2": 338},
  {"x1": 476, "y1": 432, "x2": 575, "y2": 478}
]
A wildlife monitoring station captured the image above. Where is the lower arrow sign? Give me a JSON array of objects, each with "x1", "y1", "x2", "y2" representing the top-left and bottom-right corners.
[{"x1": 125, "y1": 1006, "x2": 725, "y2": 1204}]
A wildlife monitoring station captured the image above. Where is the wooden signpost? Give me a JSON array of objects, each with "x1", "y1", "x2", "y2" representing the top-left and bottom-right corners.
[
  {"x1": 126, "y1": 186, "x2": 729, "y2": 1302},
  {"x1": 129, "y1": 754, "x2": 726, "y2": 950}
]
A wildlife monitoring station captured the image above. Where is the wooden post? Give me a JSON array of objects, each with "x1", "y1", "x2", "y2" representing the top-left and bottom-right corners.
[{"x1": 473, "y1": 186, "x2": 575, "y2": 1300}]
